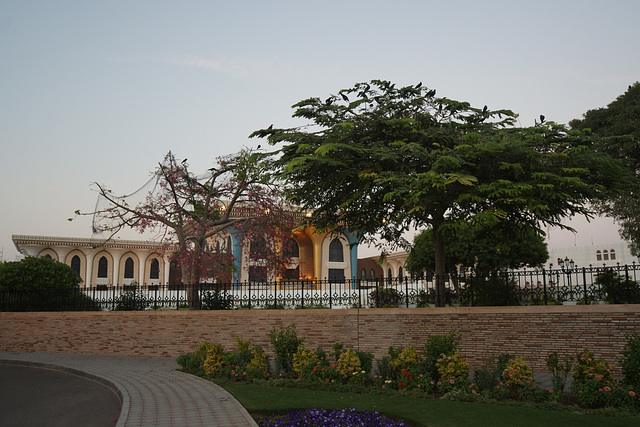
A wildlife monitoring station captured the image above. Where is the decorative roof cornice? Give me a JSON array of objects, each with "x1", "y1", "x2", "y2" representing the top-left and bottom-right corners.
[{"x1": 12, "y1": 234, "x2": 172, "y2": 251}]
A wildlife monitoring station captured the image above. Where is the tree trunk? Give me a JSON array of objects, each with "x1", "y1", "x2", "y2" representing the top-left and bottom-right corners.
[{"x1": 433, "y1": 220, "x2": 446, "y2": 307}]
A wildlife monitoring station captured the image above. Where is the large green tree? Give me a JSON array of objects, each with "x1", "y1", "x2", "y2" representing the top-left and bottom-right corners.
[
  {"x1": 406, "y1": 223, "x2": 548, "y2": 280},
  {"x1": 569, "y1": 82, "x2": 640, "y2": 255},
  {"x1": 253, "y1": 80, "x2": 630, "y2": 305}
]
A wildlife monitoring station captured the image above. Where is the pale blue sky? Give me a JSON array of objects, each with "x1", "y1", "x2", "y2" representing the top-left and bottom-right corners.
[{"x1": 1, "y1": 0, "x2": 638, "y2": 260}]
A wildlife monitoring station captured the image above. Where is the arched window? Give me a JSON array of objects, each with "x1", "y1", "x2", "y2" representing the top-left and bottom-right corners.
[
  {"x1": 398, "y1": 266, "x2": 403, "y2": 278},
  {"x1": 124, "y1": 257, "x2": 134, "y2": 279},
  {"x1": 603, "y1": 250, "x2": 609, "y2": 261},
  {"x1": 596, "y1": 250, "x2": 602, "y2": 261},
  {"x1": 150, "y1": 259, "x2": 160, "y2": 280},
  {"x1": 71, "y1": 255, "x2": 81, "y2": 276},
  {"x1": 226, "y1": 236, "x2": 232, "y2": 254},
  {"x1": 98, "y1": 256, "x2": 108, "y2": 278},
  {"x1": 610, "y1": 249, "x2": 616, "y2": 260},
  {"x1": 361, "y1": 268, "x2": 366, "y2": 280},
  {"x1": 250, "y1": 237, "x2": 267, "y2": 258},
  {"x1": 329, "y1": 238, "x2": 343, "y2": 262},
  {"x1": 370, "y1": 269, "x2": 375, "y2": 280},
  {"x1": 43, "y1": 254, "x2": 52, "y2": 259}
]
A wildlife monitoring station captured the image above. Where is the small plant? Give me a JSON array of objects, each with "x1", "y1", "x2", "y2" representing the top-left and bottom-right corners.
[
  {"x1": 436, "y1": 351, "x2": 469, "y2": 381},
  {"x1": 201, "y1": 289, "x2": 232, "y2": 310},
  {"x1": 370, "y1": 288, "x2": 401, "y2": 307},
  {"x1": 423, "y1": 329, "x2": 461, "y2": 380},
  {"x1": 292, "y1": 345, "x2": 319, "y2": 378},
  {"x1": 502, "y1": 357, "x2": 535, "y2": 399},
  {"x1": 389, "y1": 346, "x2": 422, "y2": 375},
  {"x1": 246, "y1": 345, "x2": 269, "y2": 378},
  {"x1": 337, "y1": 348, "x2": 362, "y2": 378},
  {"x1": 114, "y1": 289, "x2": 149, "y2": 311},
  {"x1": 546, "y1": 351, "x2": 574, "y2": 395},
  {"x1": 572, "y1": 349, "x2": 614, "y2": 384},
  {"x1": 269, "y1": 323, "x2": 304, "y2": 375},
  {"x1": 203, "y1": 343, "x2": 225, "y2": 375}
]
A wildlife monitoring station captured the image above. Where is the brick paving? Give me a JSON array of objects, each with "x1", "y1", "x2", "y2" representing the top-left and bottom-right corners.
[{"x1": 0, "y1": 352, "x2": 257, "y2": 427}]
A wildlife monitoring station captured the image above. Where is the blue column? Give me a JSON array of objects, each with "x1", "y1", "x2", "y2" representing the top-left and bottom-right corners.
[
  {"x1": 229, "y1": 227, "x2": 243, "y2": 287},
  {"x1": 344, "y1": 229, "x2": 359, "y2": 289}
]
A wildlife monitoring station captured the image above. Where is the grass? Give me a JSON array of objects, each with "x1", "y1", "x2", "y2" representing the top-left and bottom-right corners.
[{"x1": 218, "y1": 382, "x2": 639, "y2": 427}]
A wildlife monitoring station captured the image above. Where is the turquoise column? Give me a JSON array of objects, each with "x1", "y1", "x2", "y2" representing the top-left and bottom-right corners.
[
  {"x1": 229, "y1": 227, "x2": 243, "y2": 288},
  {"x1": 344, "y1": 229, "x2": 359, "y2": 289}
]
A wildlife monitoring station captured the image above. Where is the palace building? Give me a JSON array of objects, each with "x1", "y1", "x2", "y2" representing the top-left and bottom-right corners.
[{"x1": 12, "y1": 227, "x2": 360, "y2": 288}]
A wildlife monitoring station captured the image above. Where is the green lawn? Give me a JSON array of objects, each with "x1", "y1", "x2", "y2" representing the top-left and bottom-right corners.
[{"x1": 219, "y1": 382, "x2": 638, "y2": 427}]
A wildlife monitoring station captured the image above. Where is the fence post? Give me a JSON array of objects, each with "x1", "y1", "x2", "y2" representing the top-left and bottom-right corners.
[
  {"x1": 329, "y1": 279, "x2": 332, "y2": 309},
  {"x1": 582, "y1": 267, "x2": 588, "y2": 305},
  {"x1": 542, "y1": 269, "x2": 548, "y2": 305}
]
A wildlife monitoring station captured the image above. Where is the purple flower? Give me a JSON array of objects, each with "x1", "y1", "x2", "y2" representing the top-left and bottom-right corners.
[{"x1": 259, "y1": 408, "x2": 408, "y2": 426}]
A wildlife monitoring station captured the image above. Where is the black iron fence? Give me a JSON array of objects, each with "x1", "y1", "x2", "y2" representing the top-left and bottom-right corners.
[{"x1": 2, "y1": 264, "x2": 640, "y2": 312}]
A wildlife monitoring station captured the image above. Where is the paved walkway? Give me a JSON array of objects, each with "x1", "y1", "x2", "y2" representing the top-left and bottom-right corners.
[{"x1": 0, "y1": 352, "x2": 258, "y2": 427}]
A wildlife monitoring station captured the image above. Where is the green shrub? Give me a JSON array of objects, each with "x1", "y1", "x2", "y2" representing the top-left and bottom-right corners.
[
  {"x1": 423, "y1": 329, "x2": 461, "y2": 381},
  {"x1": 114, "y1": 290, "x2": 149, "y2": 311},
  {"x1": 0, "y1": 257, "x2": 100, "y2": 311},
  {"x1": 546, "y1": 351, "x2": 574, "y2": 394},
  {"x1": 292, "y1": 345, "x2": 319, "y2": 378},
  {"x1": 463, "y1": 275, "x2": 520, "y2": 306},
  {"x1": 572, "y1": 349, "x2": 614, "y2": 384},
  {"x1": 269, "y1": 324, "x2": 304, "y2": 376},
  {"x1": 436, "y1": 351, "x2": 469, "y2": 380},
  {"x1": 337, "y1": 348, "x2": 362, "y2": 378},
  {"x1": 370, "y1": 287, "x2": 401, "y2": 307},
  {"x1": 356, "y1": 351, "x2": 374, "y2": 375},
  {"x1": 389, "y1": 346, "x2": 422, "y2": 375},
  {"x1": 621, "y1": 330, "x2": 640, "y2": 386},
  {"x1": 201, "y1": 289, "x2": 232, "y2": 310},
  {"x1": 473, "y1": 354, "x2": 513, "y2": 392},
  {"x1": 595, "y1": 269, "x2": 640, "y2": 304},
  {"x1": 203, "y1": 343, "x2": 225, "y2": 375}
]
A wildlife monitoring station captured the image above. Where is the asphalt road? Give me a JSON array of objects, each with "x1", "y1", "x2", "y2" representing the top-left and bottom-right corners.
[{"x1": 0, "y1": 364, "x2": 121, "y2": 426}]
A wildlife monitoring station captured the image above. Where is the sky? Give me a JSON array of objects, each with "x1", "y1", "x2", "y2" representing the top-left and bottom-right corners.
[{"x1": 1, "y1": 0, "x2": 639, "y2": 261}]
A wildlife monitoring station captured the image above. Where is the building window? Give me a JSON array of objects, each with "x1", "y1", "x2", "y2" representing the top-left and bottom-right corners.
[
  {"x1": 398, "y1": 266, "x2": 403, "y2": 278},
  {"x1": 284, "y1": 238, "x2": 299, "y2": 258},
  {"x1": 328, "y1": 268, "x2": 345, "y2": 283},
  {"x1": 43, "y1": 254, "x2": 52, "y2": 259},
  {"x1": 361, "y1": 268, "x2": 366, "y2": 280},
  {"x1": 71, "y1": 255, "x2": 81, "y2": 276},
  {"x1": 610, "y1": 249, "x2": 616, "y2": 260},
  {"x1": 98, "y1": 256, "x2": 108, "y2": 278},
  {"x1": 150, "y1": 259, "x2": 160, "y2": 280},
  {"x1": 282, "y1": 266, "x2": 299, "y2": 281},
  {"x1": 250, "y1": 237, "x2": 267, "y2": 258},
  {"x1": 124, "y1": 257, "x2": 134, "y2": 279},
  {"x1": 226, "y1": 236, "x2": 232, "y2": 254},
  {"x1": 603, "y1": 250, "x2": 609, "y2": 261},
  {"x1": 329, "y1": 238, "x2": 343, "y2": 262},
  {"x1": 596, "y1": 250, "x2": 602, "y2": 261},
  {"x1": 370, "y1": 269, "x2": 375, "y2": 280},
  {"x1": 249, "y1": 265, "x2": 267, "y2": 283}
]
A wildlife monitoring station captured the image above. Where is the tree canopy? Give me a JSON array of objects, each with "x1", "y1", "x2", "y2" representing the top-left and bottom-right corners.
[
  {"x1": 405, "y1": 222, "x2": 548, "y2": 279},
  {"x1": 253, "y1": 80, "x2": 631, "y2": 305},
  {"x1": 76, "y1": 148, "x2": 295, "y2": 290},
  {"x1": 570, "y1": 82, "x2": 640, "y2": 255}
]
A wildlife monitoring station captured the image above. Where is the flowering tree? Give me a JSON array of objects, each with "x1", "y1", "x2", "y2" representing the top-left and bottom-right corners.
[{"x1": 76, "y1": 148, "x2": 296, "y2": 300}]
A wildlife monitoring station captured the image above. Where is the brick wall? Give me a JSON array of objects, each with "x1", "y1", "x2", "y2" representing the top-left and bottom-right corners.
[{"x1": 1, "y1": 305, "x2": 638, "y2": 371}]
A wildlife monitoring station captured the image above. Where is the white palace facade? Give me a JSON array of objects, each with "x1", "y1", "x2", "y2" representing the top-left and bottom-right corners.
[{"x1": 12, "y1": 227, "x2": 361, "y2": 288}]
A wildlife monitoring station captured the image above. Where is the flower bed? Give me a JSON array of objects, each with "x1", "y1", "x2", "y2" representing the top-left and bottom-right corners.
[{"x1": 176, "y1": 325, "x2": 640, "y2": 419}]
